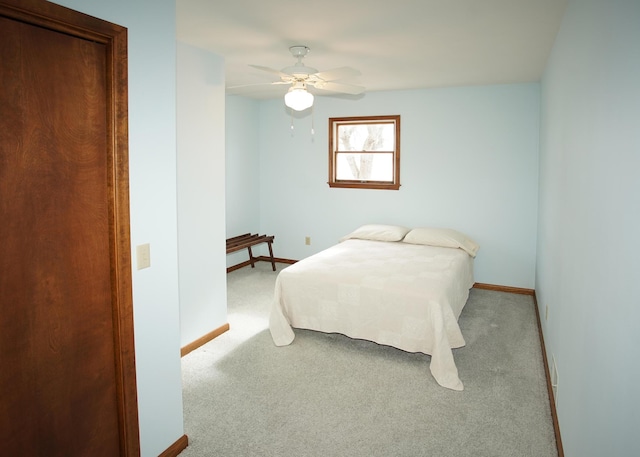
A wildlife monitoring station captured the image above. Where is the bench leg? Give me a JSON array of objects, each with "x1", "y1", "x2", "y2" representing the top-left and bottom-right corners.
[
  {"x1": 248, "y1": 246, "x2": 255, "y2": 268},
  {"x1": 267, "y1": 241, "x2": 276, "y2": 271}
]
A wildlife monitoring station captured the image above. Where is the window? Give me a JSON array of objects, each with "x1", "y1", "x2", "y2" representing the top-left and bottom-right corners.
[{"x1": 328, "y1": 115, "x2": 400, "y2": 190}]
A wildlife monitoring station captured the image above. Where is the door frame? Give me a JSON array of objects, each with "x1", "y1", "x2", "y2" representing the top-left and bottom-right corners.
[{"x1": 0, "y1": 0, "x2": 139, "y2": 454}]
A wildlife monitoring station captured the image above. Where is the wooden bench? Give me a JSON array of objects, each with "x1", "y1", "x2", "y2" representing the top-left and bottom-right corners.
[{"x1": 226, "y1": 233, "x2": 276, "y2": 271}]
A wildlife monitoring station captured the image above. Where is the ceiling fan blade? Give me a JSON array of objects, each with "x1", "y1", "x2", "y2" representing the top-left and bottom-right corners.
[
  {"x1": 314, "y1": 66, "x2": 361, "y2": 82},
  {"x1": 227, "y1": 81, "x2": 289, "y2": 90},
  {"x1": 312, "y1": 81, "x2": 365, "y2": 95},
  {"x1": 249, "y1": 64, "x2": 291, "y2": 79}
]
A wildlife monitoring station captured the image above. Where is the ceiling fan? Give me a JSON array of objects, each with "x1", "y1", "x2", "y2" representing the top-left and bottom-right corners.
[{"x1": 238, "y1": 46, "x2": 365, "y2": 111}]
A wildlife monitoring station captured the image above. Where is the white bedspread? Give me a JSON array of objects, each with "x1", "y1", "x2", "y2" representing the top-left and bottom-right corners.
[{"x1": 269, "y1": 239, "x2": 474, "y2": 391}]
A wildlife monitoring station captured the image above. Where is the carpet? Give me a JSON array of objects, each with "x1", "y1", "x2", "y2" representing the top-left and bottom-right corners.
[{"x1": 180, "y1": 262, "x2": 557, "y2": 457}]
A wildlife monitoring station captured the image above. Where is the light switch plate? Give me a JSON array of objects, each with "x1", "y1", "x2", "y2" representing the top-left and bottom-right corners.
[{"x1": 136, "y1": 243, "x2": 151, "y2": 270}]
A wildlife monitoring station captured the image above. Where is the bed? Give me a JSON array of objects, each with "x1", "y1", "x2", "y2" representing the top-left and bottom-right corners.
[{"x1": 269, "y1": 224, "x2": 479, "y2": 391}]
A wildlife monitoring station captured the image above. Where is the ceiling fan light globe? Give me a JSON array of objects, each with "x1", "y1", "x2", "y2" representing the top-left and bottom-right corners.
[{"x1": 284, "y1": 88, "x2": 314, "y2": 111}]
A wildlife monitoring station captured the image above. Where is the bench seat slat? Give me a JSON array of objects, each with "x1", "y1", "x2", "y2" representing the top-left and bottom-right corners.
[{"x1": 226, "y1": 233, "x2": 276, "y2": 271}]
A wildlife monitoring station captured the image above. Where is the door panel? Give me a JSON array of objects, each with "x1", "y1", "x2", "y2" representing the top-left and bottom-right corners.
[{"x1": 0, "y1": 1, "x2": 138, "y2": 455}]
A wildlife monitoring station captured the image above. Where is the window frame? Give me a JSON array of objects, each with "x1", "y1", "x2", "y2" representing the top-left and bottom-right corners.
[{"x1": 328, "y1": 115, "x2": 401, "y2": 190}]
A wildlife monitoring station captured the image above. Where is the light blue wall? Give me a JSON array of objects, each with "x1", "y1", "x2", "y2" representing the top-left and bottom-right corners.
[
  {"x1": 225, "y1": 95, "x2": 261, "y2": 267},
  {"x1": 50, "y1": 1, "x2": 183, "y2": 456},
  {"x1": 537, "y1": 0, "x2": 640, "y2": 456},
  {"x1": 177, "y1": 43, "x2": 227, "y2": 346},
  {"x1": 255, "y1": 84, "x2": 540, "y2": 288}
]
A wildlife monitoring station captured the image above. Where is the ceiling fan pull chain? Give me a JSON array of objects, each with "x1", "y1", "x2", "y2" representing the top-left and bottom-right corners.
[
  {"x1": 290, "y1": 109, "x2": 295, "y2": 135},
  {"x1": 311, "y1": 105, "x2": 315, "y2": 136}
]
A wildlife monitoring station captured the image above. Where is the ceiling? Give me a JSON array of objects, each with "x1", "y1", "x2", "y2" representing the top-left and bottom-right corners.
[{"x1": 176, "y1": 0, "x2": 568, "y2": 100}]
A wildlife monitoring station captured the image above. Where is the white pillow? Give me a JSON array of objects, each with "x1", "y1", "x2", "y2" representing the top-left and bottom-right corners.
[
  {"x1": 402, "y1": 227, "x2": 479, "y2": 257},
  {"x1": 340, "y1": 224, "x2": 410, "y2": 242}
]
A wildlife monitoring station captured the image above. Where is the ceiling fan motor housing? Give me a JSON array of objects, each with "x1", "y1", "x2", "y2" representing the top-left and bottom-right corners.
[{"x1": 281, "y1": 65, "x2": 318, "y2": 77}]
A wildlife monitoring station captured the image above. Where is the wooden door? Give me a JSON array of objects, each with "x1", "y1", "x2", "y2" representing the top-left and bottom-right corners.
[{"x1": 0, "y1": 1, "x2": 139, "y2": 455}]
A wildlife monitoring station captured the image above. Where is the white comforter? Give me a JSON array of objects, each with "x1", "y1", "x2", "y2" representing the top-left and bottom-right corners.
[{"x1": 269, "y1": 239, "x2": 474, "y2": 391}]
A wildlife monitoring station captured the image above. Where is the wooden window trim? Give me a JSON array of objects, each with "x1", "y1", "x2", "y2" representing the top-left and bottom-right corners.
[{"x1": 328, "y1": 115, "x2": 401, "y2": 190}]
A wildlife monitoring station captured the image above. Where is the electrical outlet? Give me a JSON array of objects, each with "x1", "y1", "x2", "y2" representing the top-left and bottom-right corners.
[
  {"x1": 136, "y1": 243, "x2": 151, "y2": 270},
  {"x1": 305, "y1": 236, "x2": 311, "y2": 245}
]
